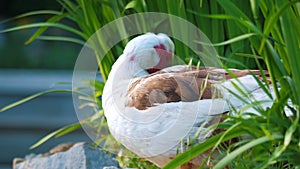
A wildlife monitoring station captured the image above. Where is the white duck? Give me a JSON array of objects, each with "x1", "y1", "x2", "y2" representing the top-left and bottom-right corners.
[{"x1": 102, "y1": 33, "x2": 273, "y2": 168}]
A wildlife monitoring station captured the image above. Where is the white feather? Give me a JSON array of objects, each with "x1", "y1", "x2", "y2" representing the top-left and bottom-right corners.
[{"x1": 216, "y1": 75, "x2": 275, "y2": 115}]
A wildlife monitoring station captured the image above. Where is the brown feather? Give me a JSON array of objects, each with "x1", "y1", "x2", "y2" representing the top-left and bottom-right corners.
[{"x1": 126, "y1": 66, "x2": 268, "y2": 110}]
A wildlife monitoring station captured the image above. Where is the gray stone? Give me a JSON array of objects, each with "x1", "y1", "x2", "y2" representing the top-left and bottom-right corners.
[{"x1": 14, "y1": 142, "x2": 120, "y2": 169}]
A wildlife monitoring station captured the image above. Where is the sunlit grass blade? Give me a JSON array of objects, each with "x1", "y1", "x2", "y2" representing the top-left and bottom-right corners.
[
  {"x1": 212, "y1": 33, "x2": 257, "y2": 46},
  {"x1": 195, "y1": 33, "x2": 258, "y2": 46},
  {"x1": 37, "y1": 36, "x2": 86, "y2": 46},
  {"x1": 0, "y1": 89, "x2": 87, "y2": 113},
  {"x1": 124, "y1": 0, "x2": 146, "y2": 13},
  {"x1": 30, "y1": 123, "x2": 82, "y2": 149}
]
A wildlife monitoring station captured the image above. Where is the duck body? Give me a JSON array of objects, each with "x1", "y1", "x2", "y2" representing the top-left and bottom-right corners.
[{"x1": 102, "y1": 33, "x2": 272, "y2": 167}]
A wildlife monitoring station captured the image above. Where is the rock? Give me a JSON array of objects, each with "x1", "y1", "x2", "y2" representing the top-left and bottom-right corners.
[{"x1": 13, "y1": 142, "x2": 120, "y2": 169}]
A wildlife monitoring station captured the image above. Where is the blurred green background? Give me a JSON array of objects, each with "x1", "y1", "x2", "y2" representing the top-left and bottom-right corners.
[
  {"x1": 0, "y1": 2, "x2": 89, "y2": 169},
  {"x1": 0, "y1": 0, "x2": 79, "y2": 69}
]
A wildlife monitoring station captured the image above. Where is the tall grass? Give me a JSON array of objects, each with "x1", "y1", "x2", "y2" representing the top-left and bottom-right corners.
[
  {"x1": 1, "y1": 0, "x2": 299, "y2": 168},
  {"x1": 164, "y1": 0, "x2": 300, "y2": 168}
]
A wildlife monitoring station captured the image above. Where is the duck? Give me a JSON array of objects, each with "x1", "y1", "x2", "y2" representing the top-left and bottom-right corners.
[{"x1": 102, "y1": 33, "x2": 272, "y2": 168}]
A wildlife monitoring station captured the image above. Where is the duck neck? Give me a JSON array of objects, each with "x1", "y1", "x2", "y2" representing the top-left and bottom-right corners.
[{"x1": 109, "y1": 54, "x2": 148, "y2": 82}]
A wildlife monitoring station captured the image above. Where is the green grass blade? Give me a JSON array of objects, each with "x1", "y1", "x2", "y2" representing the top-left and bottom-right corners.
[
  {"x1": 25, "y1": 13, "x2": 68, "y2": 45},
  {"x1": 264, "y1": 41, "x2": 287, "y2": 98},
  {"x1": 30, "y1": 122, "x2": 82, "y2": 149},
  {"x1": 250, "y1": 71, "x2": 273, "y2": 99},
  {"x1": 279, "y1": 0, "x2": 300, "y2": 106},
  {"x1": 186, "y1": 11, "x2": 233, "y2": 19},
  {"x1": 209, "y1": 0, "x2": 225, "y2": 55},
  {"x1": 124, "y1": 0, "x2": 145, "y2": 13},
  {"x1": 162, "y1": 129, "x2": 245, "y2": 169},
  {"x1": 55, "y1": 123, "x2": 82, "y2": 138},
  {"x1": 191, "y1": 13, "x2": 263, "y2": 36},
  {"x1": 0, "y1": 89, "x2": 72, "y2": 113},
  {"x1": 250, "y1": 0, "x2": 262, "y2": 30},
  {"x1": 37, "y1": 36, "x2": 86, "y2": 46},
  {"x1": 0, "y1": 10, "x2": 62, "y2": 24},
  {"x1": 0, "y1": 22, "x2": 88, "y2": 40},
  {"x1": 284, "y1": 114, "x2": 298, "y2": 147},
  {"x1": 234, "y1": 53, "x2": 263, "y2": 59},
  {"x1": 258, "y1": 0, "x2": 300, "y2": 53},
  {"x1": 195, "y1": 33, "x2": 258, "y2": 46},
  {"x1": 217, "y1": 0, "x2": 254, "y2": 68},
  {"x1": 60, "y1": 0, "x2": 77, "y2": 12},
  {"x1": 213, "y1": 134, "x2": 284, "y2": 169}
]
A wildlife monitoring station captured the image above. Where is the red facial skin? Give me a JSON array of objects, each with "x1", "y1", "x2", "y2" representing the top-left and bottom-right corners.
[{"x1": 147, "y1": 44, "x2": 173, "y2": 74}]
